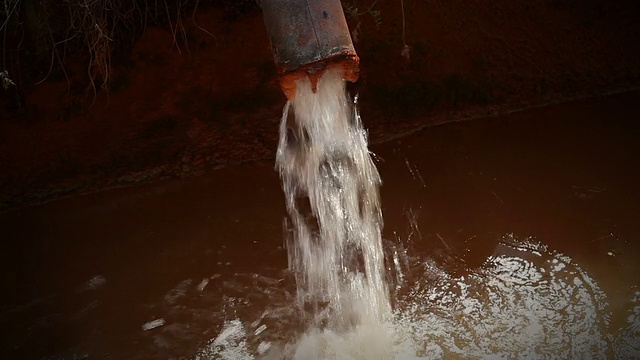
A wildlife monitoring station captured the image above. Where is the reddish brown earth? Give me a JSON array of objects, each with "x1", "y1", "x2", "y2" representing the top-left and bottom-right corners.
[{"x1": 1, "y1": 0, "x2": 639, "y2": 211}]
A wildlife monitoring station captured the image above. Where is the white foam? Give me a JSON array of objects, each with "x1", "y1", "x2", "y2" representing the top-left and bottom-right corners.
[
  {"x1": 195, "y1": 319, "x2": 253, "y2": 360},
  {"x1": 393, "y1": 238, "x2": 611, "y2": 359},
  {"x1": 196, "y1": 236, "x2": 619, "y2": 359},
  {"x1": 614, "y1": 290, "x2": 640, "y2": 359},
  {"x1": 142, "y1": 318, "x2": 165, "y2": 331}
]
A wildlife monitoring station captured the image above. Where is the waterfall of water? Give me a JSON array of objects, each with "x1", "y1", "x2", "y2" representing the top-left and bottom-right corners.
[{"x1": 275, "y1": 68, "x2": 393, "y2": 357}]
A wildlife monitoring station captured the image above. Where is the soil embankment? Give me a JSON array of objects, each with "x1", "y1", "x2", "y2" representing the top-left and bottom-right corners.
[{"x1": 1, "y1": 0, "x2": 639, "y2": 211}]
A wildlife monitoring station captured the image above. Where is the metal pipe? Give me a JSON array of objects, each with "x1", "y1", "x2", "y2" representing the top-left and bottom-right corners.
[{"x1": 261, "y1": 0, "x2": 359, "y2": 99}]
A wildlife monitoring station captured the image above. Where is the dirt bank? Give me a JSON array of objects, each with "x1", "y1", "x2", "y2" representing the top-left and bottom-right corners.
[{"x1": 1, "y1": 0, "x2": 639, "y2": 211}]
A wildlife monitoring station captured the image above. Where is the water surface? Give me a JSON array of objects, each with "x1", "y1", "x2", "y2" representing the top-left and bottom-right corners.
[{"x1": 1, "y1": 92, "x2": 639, "y2": 359}]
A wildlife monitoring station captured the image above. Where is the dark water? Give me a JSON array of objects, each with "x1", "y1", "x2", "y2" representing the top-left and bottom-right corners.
[{"x1": 1, "y1": 92, "x2": 639, "y2": 359}]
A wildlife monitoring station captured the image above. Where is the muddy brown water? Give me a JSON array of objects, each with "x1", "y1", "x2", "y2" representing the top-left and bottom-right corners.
[{"x1": 1, "y1": 92, "x2": 639, "y2": 359}]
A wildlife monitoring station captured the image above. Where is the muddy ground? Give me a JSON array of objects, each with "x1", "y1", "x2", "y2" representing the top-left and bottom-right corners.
[{"x1": 1, "y1": 0, "x2": 639, "y2": 211}]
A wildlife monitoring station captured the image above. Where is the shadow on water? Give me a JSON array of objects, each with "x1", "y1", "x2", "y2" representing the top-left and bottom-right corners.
[{"x1": 1, "y1": 92, "x2": 639, "y2": 359}]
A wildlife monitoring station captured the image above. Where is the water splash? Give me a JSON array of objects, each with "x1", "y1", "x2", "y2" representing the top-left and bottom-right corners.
[
  {"x1": 194, "y1": 70, "x2": 622, "y2": 359},
  {"x1": 394, "y1": 236, "x2": 612, "y2": 358},
  {"x1": 195, "y1": 235, "x2": 618, "y2": 359}
]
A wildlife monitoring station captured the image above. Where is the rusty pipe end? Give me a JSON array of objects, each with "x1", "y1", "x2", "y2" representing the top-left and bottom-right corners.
[
  {"x1": 261, "y1": 0, "x2": 360, "y2": 99},
  {"x1": 279, "y1": 54, "x2": 359, "y2": 100}
]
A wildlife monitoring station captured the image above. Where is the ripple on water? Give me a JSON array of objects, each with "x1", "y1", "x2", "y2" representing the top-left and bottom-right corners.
[
  {"x1": 195, "y1": 235, "x2": 621, "y2": 359},
  {"x1": 394, "y1": 235, "x2": 611, "y2": 359}
]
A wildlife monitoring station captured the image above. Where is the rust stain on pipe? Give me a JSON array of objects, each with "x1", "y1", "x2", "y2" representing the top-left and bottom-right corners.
[{"x1": 261, "y1": 0, "x2": 360, "y2": 99}]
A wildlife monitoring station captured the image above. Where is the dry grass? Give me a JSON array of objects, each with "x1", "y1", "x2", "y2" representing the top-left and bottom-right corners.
[{"x1": 2, "y1": 0, "x2": 200, "y2": 105}]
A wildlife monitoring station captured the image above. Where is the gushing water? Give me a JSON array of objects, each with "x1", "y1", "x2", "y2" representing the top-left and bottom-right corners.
[
  {"x1": 195, "y1": 69, "x2": 623, "y2": 360},
  {"x1": 275, "y1": 68, "x2": 393, "y2": 356}
]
